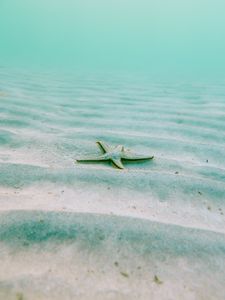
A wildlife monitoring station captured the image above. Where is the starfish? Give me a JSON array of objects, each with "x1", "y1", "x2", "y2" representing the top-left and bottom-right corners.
[{"x1": 76, "y1": 141, "x2": 154, "y2": 169}]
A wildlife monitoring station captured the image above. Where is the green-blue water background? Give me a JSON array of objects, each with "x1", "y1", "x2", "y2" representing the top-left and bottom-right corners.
[{"x1": 0, "y1": 0, "x2": 225, "y2": 79}]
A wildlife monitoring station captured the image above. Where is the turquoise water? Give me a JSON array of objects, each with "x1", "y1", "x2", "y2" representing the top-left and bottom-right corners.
[{"x1": 0, "y1": 0, "x2": 225, "y2": 77}]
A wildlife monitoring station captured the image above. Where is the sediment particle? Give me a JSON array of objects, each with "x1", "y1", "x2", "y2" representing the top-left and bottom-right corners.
[
  {"x1": 16, "y1": 292, "x2": 24, "y2": 300},
  {"x1": 154, "y1": 275, "x2": 163, "y2": 284},
  {"x1": 120, "y1": 271, "x2": 129, "y2": 278}
]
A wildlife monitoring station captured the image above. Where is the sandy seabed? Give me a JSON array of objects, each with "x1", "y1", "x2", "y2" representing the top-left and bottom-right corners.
[{"x1": 0, "y1": 68, "x2": 225, "y2": 299}]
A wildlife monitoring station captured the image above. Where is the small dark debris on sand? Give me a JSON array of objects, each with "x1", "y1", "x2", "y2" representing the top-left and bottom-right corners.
[
  {"x1": 120, "y1": 271, "x2": 129, "y2": 278},
  {"x1": 154, "y1": 275, "x2": 163, "y2": 284},
  {"x1": 23, "y1": 242, "x2": 29, "y2": 247},
  {"x1": 218, "y1": 208, "x2": 224, "y2": 215},
  {"x1": 16, "y1": 292, "x2": 24, "y2": 300}
]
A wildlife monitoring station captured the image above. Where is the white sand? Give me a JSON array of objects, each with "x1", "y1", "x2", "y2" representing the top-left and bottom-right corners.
[{"x1": 0, "y1": 68, "x2": 225, "y2": 299}]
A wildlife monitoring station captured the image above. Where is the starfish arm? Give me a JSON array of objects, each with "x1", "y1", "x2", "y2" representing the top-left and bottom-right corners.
[
  {"x1": 96, "y1": 141, "x2": 111, "y2": 153},
  {"x1": 122, "y1": 152, "x2": 154, "y2": 161},
  {"x1": 76, "y1": 154, "x2": 108, "y2": 162},
  {"x1": 111, "y1": 158, "x2": 124, "y2": 169}
]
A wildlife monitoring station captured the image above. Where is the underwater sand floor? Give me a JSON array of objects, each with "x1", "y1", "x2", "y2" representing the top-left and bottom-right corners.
[{"x1": 0, "y1": 68, "x2": 225, "y2": 299}]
